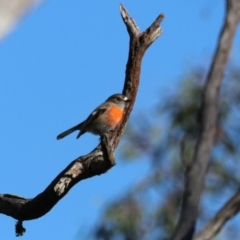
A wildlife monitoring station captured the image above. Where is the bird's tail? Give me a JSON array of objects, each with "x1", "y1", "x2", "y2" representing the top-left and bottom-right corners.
[{"x1": 56, "y1": 123, "x2": 82, "y2": 140}]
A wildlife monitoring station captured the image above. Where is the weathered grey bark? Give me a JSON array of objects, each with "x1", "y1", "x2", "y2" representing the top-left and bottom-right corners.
[
  {"x1": 170, "y1": 1, "x2": 240, "y2": 239},
  {"x1": 0, "y1": 4, "x2": 164, "y2": 236}
]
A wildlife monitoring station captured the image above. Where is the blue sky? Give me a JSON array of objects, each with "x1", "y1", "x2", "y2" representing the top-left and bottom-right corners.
[{"x1": 0, "y1": 0, "x2": 239, "y2": 239}]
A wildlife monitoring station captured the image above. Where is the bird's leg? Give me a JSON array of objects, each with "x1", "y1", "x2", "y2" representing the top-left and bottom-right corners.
[
  {"x1": 101, "y1": 133, "x2": 116, "y2": 166},
  {"x1": 15, "y1": 220, "x2": 26, "y2": 237}
]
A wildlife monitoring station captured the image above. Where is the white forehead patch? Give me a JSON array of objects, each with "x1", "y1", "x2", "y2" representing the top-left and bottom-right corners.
[
  {"x1": 92, "y1": 111, "x2": 97, "y2": 115},
  {"x1": 123, "y1": 96, "x2": 128, "y2": 101}
]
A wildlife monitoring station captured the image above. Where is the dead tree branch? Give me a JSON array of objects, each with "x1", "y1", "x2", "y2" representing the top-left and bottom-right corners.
[
  {"x1": 170, "y1": 0, "x2": 240, "y2": 239},
  {"x1": 0, "y1": 4, "x2": 164, "y2": 236},
  {"x1": 193, "y1": 191, "x2": 240, "y2": 240}
]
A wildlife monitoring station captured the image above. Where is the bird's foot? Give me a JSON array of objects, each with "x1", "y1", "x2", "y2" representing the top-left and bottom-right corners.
[{"x1": 101, "y1": 133, "x2": 115, "y2": 166}]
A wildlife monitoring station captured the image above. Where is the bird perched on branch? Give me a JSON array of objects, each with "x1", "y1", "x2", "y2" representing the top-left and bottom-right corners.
[{"x1": 57, "y1": 93, "x2": 130, "y2": 140}]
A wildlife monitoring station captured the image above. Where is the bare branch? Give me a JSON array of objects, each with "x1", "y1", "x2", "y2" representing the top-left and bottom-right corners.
[
  {"x1": 170, "y1": 1, "x2": 240, "y2": 239},
  {"x1": 193, "y1": 191, "x2": 240, "y2": 240},
  {"x1": 120, "y1": 4, "x2": 140, "y2": 37},
  {"x1": 0, "y1": 4, "x2": 164, "y2": 236},
  {"x1": 114, "y1": 5, "x2": 164, "y2": 146}
]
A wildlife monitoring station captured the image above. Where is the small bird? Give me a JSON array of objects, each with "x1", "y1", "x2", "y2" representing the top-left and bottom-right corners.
[{"x1": 57, "y1": 93, "x2": 130, "y2": 140}]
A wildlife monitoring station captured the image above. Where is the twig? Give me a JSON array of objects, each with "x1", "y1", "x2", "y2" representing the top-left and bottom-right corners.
[{"x1": 0, "y1": 0, "x2": 40, "y2": 40}]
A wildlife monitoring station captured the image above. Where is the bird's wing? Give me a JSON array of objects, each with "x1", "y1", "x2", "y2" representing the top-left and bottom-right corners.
[{"x1": 84, "y1": 104, "x2": 109, "y2": 126}]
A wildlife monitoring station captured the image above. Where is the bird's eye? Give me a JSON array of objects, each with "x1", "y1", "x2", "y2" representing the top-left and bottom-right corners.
[{"x1": 117, "y1": 97, "x2": 121, "y2": 101}]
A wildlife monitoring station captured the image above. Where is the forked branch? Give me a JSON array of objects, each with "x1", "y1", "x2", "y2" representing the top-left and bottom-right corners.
[{"x1": 0, "y1": 4, "x2": 164, "y2": 236}]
